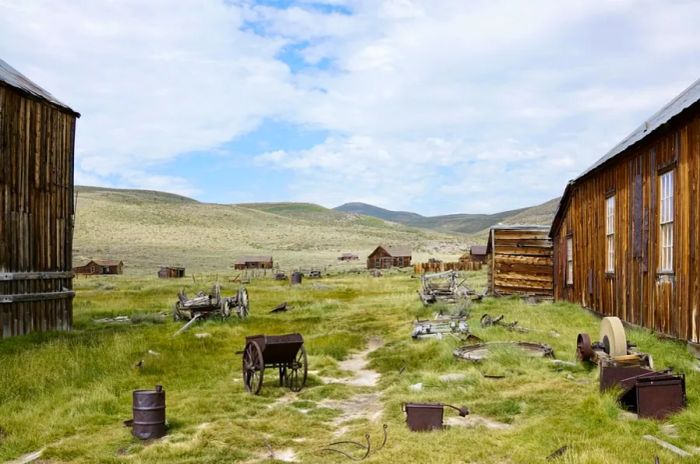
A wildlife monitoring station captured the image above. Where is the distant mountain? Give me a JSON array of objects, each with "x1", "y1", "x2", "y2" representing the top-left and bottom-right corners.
[{"x1": 334, "y1": 198, "x2": 560, "y2": 235}]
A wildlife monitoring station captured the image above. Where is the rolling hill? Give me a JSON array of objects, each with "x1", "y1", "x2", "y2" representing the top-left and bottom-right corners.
[{"x1": 334, "y1": 197, "x2": 560, "y2": 234}]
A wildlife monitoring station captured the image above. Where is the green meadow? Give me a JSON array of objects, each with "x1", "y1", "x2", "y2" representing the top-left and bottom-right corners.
[{"x1": 0, "y1": 271, "x2": 699, "y2": 463}]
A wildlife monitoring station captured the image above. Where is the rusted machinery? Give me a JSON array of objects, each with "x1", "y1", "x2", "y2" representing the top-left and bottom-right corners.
[
  {"x1": 418, "y1": 270, "x2": 481, "y2": 306},
  {"x1": 173, "y1": 283, "x2": 249, "y2": 322},
  {"x1": 241, "y1": 333, "x2": 308, "y2": 395},
  {"x1": 412, "y1": 315, "x2": 470, "y2": 340},
  {"x1": 402, "y1": 403, "x2": 469, "y2": 431},
  {"x1": 576, "y1": 317, "x2": 686, "y2": 419}
]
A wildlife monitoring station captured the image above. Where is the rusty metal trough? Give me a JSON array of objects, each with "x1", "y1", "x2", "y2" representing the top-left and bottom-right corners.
[{"x1": 403, "y1": 403, "x2": 469, "y2": 431}]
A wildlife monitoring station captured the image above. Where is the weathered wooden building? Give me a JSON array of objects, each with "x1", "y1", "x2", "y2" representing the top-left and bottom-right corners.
[
  {"x1": 367, "y1": 245, "x2": 412, "y2": 269},
  {"x1": 158, "y1": 266, "x2": 185, "y2": 278},
  {"x1": 460, "y1": 245, "x2": 488, "y2": 264},
  {"x1": 73, "y1": 260, "x2": 123, "y2": 275},
  {"x1": 550, "y1": 78, "x2": 700, "y2": 344},
  {"x1": 486, "y1": 226, "x2": 553, "y2": 297},
  {"x1": 338, "y1": 253, "x2": 359, "y2": 261},
  {"x1": 0, "y1": 59, "x2": 79, "y2": 338},
  {"x1": 233, "y1": 256, "x2": 273, "y2": 270}
]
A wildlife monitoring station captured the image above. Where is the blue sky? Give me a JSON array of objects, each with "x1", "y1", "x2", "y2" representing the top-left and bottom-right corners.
[{"x1": 1, "y1": 0, "x2": 699, "y2": 215}]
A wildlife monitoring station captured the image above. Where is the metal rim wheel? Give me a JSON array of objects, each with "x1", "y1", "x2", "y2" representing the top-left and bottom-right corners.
[
  {"x1": 242, "y1": 341, "x2": 264, "y2": 394},
  {"x1": 238, "y1": 288, "x2": 249, "y2": 318},
  {"x1": 286, "y1": 345, "x2": 308, "y2": 392},
  {"x1": 576, "y1": 333, "x2": 594, "y2": 362},
  {"x1": 600, "y1": 317, "x2": 627, "y2": 357}
]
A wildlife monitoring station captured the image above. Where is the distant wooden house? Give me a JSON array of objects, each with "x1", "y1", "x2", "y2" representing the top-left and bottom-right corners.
[
  {"x1": 550, "y1": 78, "x2": 700, "y2": 344},
  {"x1": 486, "y1": 226, "x2": 553, "y2": 297},
  {"x1": 0, "y1": 59, "x2": 80, "y2": 338},
  {"x1": 234, "y1": 256, "x2": 273, "y2": 270},
  {"x1": 74, "y1": 260, "x2": 124, "y2": 275},
  {"x1": 460, "y1": 245, "x2": 488, "y2": 264},
  {"x1": 367, "y1": 245, "x2": 412, "y2": 269},
  {"x1": 338, "y1": 253, "x2": 359, "y2": 261},
  {"x1": 158, "y1": 266, "x2": 185, "y2": 278}
]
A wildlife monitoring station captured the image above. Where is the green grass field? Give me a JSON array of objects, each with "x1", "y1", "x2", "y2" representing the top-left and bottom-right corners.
[{"x1": 1, "y1": 271, "x2": 699, "y2": 463}]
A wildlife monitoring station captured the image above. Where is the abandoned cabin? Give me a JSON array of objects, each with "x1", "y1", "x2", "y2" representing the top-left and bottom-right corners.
[
  {"x1": 486, "y1": 225, "x2": 553, "y2": 297},
  {"x1": 338, "y1": 253, "x2": 359, "y2": 261},
  {"x1": 73, "y1": 260, "x2": 124, "y2": 275},
  {"x1": 0, "y1": 59, "x2": 80, "y2": 338},
  {"x1": 158, "y1": 266, "x2": 185, "y2": 278},
  {"x1": 460, "y1": 245, "x2": 488, "y2": 264},
  {"x1": 551, "y1": 78, "x2": 700, "y2": 345},
  {"x1": 367, "y1": 245, "x2": 412, "y2": 269},
  {"x1": 233, "y1": 256, "x2": 274, "y2": 270}
]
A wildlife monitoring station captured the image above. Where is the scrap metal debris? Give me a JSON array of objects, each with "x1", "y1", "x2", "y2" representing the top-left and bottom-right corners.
[
  {"x1": 453, "y1": 342, "x2": 555, "y2": 362},
  {"x1": 546, "y1": 445, "x2": 570, "y2": 460},
  {"x1": 412, "y1": 315, "x2": 471, "y2": 340},
  {"x1": 403, "y1": 403, "x2": 469, "y2": 432},
  {"x1": 418, "y1": 271, "x2": 481, "y2": 306},
  {"x1": 642, "y1": 435, "x2": 692, "y2": 458},
  {"x1": 321, "y1": 424, "x2": 388, "y2": 461},
  {"x1": 271, "y1": 302, "x2": 289, "y2": 313},
  {"x1": 480, "y1": 313, "x2": 529, "y2": 332}
]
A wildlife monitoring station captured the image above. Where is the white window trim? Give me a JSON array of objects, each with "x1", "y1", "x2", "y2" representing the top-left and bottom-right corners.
[
  {"x1": 659, "y1": 170, "x2": 674, "y2": 273},
  {"x1": 566, "y1": 236, "x2": 573, "y2": 286},
  {"x1": 606, "y1": 195, "x2": 615, "y2": 273}
]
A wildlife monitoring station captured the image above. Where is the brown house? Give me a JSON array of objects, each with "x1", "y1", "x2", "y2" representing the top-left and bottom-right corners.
[
  {"x1": 486, "y1": 226, "x2": 553, "y2": 297},
  {"x1": 0, "y1": 59, "x2": 80, "y2": 338},
  {"x1": 74, "y1": 260, "x2": 124, "y2": 275},
  {"x1": 550, "y1": 78, "x2": 700, "y2": 345},
  {"x1": 367, "y1": 245, "x2": 412, "y2": 269},
  {"x1": 158, "y1": 266, "x2": 185, "y2": 278},
  {"x1": 460, "y1": 245, "x2": 488, "y2": 264},
  {"x1": 234, "y1": 256, "x2": 273, "y2": 270}
]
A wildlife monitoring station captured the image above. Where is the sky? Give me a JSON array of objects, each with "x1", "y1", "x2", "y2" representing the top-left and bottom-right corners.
[{"x1": 1, "y1": 0, "x2": 699, "y2": 215}]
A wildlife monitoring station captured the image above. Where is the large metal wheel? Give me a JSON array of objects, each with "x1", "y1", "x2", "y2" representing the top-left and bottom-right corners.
[
  {"x1": 576, "y1": 333, "x2": 594, "y2": 362},
  {"x1": 600, "y1": 316, "x2": 627, "y2": 357},
  {"x1": 286, "y1": 345, "x2": 308, "y2": 392},
  {"x1": 242, "y1": 341, "x2": 265, "y2": 394},
  {"x1": 237, "y1": 287, "x2": 249, "y2": 319}
]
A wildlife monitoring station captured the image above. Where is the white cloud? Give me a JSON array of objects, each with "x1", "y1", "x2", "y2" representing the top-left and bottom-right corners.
[{"x1": 2, "y1": 0, "x2": 699, "y2": 214}]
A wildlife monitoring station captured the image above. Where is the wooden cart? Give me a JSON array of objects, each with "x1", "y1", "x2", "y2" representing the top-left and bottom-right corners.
[{"x1": 241, "y1": 333, "x2": 307, "y2": 395}]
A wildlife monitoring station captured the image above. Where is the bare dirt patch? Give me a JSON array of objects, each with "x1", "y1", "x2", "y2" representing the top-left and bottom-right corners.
[{"x1": 320, "y1": 337, "x2": 384, "y2": 387}]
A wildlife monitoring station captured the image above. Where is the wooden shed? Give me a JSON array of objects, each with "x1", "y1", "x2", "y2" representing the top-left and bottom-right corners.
[
  {"x1": 0, "y1": 59, "x2": 80, "y2": 338},
  {"x1": 158, "y1": 266, "x2": 185, "y2": 278},
  {"x1": 73, "y1": 260, "x2": 123, "y2": 275},
  {"x1": 367, "y1": 245, "x2": 412, "y2": 269},
  {"x1": 550, "y1": 78, "x2": 700, "y2": 344},
  {"x1": 460, "y1": 245, "x2": 488, "y2": 264},
  {"x1": 233, "y1": 256, "x2": 273, "y2": 270},
  {"x1": 486, "y1": 226, "x2": 553, "y2": 297},
  {"x1": 338, "y1": 253, "x2": 359, "y2": 261}
]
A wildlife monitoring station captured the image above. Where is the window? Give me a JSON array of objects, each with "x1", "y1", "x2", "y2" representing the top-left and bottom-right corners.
[
  {"x1": 659, "y1": 170, "x2": 674, "y2": 272},
  {"x1": 566, "y1": 236, "x2": 573, "y2": 285},
  {"x1": 606, "y1": 195, "x2": 615, "y2": 273}
]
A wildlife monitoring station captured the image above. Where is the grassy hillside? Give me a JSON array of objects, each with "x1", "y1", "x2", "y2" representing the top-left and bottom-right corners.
[
  {"x1": 73, "y1": 187, "x2": 473, "y2": 273},
  {"x1": 335, "y1": 198, "x2": 559, "y2": 235}
]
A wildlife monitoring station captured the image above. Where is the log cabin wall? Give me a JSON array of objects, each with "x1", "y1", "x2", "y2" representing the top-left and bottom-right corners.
[
  {"x1": 0, "y1": 70, "x2": 79, "y2": 338},
  {"x1": 486, "y1": 226, "x2": 553, "y2": 297},
  {"x1": 551, "y1": 101, "x2": 700, "y2": 344}
]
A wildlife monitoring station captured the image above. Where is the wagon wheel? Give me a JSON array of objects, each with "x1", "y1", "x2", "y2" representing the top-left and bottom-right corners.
[
  {"x1": 242, "y1": 341, "x2": 264, "y2": 394},
  {"x1": 286, "y1": 345, "x2": 308, "y2": 392},
  {"x1": 173, "y1": 301, "x2": 182, "y2": 321},
  {"x1": 576, "y1": 333, "x2": 594, "y2": 362},
  {"x1": 220, "y1": 298, "x2": 232, "y2": 319},
  {"x1": 237, "y1": 287, "x2": 249, "y2": 319}
]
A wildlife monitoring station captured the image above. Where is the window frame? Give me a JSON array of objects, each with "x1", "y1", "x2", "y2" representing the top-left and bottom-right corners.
[
  {"x1": 605, "y1": 194, "x2": 615, "y2": 274},
  {"x1": 658, "y1": 168, "x2": 675, "y2": 274},
  {"x1": 565, "y1": 235, "x2": 574, "y2": 286}
]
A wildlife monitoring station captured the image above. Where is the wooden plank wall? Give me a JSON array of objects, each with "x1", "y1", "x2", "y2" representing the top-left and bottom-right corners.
[
  {"x1": 488, "y1": 229, "x2": 553, "y2": 297},
  {"x1": 0, "y1": 83, "x2": 77, "y2": 338},
  {"x1": 413, "y1": 261, "x2": 482, "y2": 274},
  {"x1": 552, "y1": 109, "x2": 700, "y2": 343}
]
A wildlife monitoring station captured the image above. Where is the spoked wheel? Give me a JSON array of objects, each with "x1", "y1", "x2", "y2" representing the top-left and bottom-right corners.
[
  {"x1": 173, "y1": 301, "x2": 182, "y2": 321},
  {"x1": 286, "y1": 345, "x2": 308, "y2": 392},
  {"x1": 237, "y1": 287, "x2": 249, "y2": 319},
  {"x1": 242, "y1": 341, "x2": 264, "y2": 394},
  {"x1": 220, "y1": 298, "x2": 232, "y2": 319},
  {"x1": 576, "y1": 333, "x2": 594, "y2": 362}
]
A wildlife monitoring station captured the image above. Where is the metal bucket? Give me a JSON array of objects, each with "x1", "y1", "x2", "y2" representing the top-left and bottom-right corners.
[
  {"x1": 132, "y1": 385, "x2": 166, "y2": 439},
  {"x1": 403, "y1": 403, "x2": 444, "y2": 431},
  {"x1": 291, "y1": 272, "x2": 303, "y2": 285}
]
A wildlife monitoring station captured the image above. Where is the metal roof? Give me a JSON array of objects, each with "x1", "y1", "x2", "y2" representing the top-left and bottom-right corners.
[
  {"x1": 0, "y1": 58, "x2": 79, "y2": 116},
  {"x1": 550, "y1": 78, "x2": 700, "y2": 237},
  {"x1": 577, "y1": 78, "x2": 700, "y2": 179},
  {"x1": 469, "y1": 245, "x2": 487, "y2": 256},
  {"x1": 373, "y1": 245, "x2": 412, "y2": 257}
]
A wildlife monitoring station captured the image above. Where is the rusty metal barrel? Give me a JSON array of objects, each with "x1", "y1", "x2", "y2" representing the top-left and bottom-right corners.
[
  {"x1": 132, "y1": 385, "x2": 166, "y2": 439},
  {"x1": 291, "y1": 272, "x2": 303, "y2": 285}
]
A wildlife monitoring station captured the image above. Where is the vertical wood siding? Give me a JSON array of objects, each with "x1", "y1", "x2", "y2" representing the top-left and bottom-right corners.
[
  {"x1": 0, "y1": 84, "x2": 77, "y2": 338},
  {"x1": 552, "y1": 110, "x2": 700, "y2": 343}
]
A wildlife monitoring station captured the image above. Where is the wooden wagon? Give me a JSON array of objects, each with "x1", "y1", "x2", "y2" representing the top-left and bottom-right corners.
[{"x1": 241, "y1": 333, "x2": 307, "y2": 394}]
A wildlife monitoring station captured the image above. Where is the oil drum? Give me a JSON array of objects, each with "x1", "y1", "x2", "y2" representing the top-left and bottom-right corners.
[
  {"x1": 132, "y1": 385, "x2": 166, "y2": 439},
  {"x1": 291, "y1": 272, "x2": 303, "y2": 285}
]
